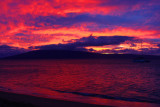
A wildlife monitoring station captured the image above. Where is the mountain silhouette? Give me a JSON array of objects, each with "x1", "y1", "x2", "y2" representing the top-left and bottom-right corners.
[
  {"x1": 4, "y1": 50, "x2": 101, "y2": 59},
  {"x1": 3, "y1": 50, "x2": 158, "y2": 59}
]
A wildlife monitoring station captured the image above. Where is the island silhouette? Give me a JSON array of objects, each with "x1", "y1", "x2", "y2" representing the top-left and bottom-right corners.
[{"x1": 2, "y1": 50, "x2": 158, "y2": 60}]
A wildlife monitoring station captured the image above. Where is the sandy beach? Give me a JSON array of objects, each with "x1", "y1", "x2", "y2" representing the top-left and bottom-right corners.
[{"x1": 0, "y1": 91, "x2": 111, "y2": 107}]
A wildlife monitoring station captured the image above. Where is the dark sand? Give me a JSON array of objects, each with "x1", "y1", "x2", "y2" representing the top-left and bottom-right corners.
[{"x1": 0, "y1": 91, "x2": 112, "y2": 107}]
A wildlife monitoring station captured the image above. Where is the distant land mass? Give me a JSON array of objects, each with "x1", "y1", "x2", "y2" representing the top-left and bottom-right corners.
[{"x1": 2, "y1": 50, "x2": 159, "y2": 59}]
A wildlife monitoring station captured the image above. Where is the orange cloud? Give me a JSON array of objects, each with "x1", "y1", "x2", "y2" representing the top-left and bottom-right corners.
[
  {"x1": 0, "y1": 21, "x2": 159, "y2": 50},
  {"x1": 89, "y1": 40, "x2": 159, "y2": 54},
  {"x1": 32, "y1": 26, "x2": 158, "y2": 40}
]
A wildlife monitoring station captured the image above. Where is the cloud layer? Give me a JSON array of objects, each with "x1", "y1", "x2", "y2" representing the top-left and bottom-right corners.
[
  {"x1": 0, "y1": 0, "x2": 160, "y2": 55},
  {"x1": 32, "y1": 35, "x2": 133, "y2": 50}
]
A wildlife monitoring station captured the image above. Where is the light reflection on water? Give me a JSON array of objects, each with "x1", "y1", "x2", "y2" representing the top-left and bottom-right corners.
[{"x1": 0, "y1": 59, "x2": 160, "y2": 106}]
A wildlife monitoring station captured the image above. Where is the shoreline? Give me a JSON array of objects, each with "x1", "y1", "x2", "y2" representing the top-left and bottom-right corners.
[
  {"x1": 0, "y1": 91, "x2": 160, "y2": 107},
  {"x1": 0, "y1": 91, "x2": 110, "y2": 107}
]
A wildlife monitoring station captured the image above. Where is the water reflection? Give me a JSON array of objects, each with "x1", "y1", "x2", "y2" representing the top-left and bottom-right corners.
[{"x1": 0, "y1": 59, "x2": 160, "y2": 106}]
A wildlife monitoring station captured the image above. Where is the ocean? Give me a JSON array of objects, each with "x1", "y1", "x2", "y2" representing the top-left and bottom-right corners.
[{"x1": 0, "y1": 59, "x2": 160, "y2": 107}]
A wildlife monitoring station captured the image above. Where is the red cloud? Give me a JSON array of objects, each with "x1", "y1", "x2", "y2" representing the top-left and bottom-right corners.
[
  {"x1": 0, "y1": 0, "x2": 159, "y2": 54},
  {"x1": 0, "y1": 23, "x2": 158, "y2": 49},
  {"x1": 0, "y1": 0, "x2": 141, "y2": 17}
]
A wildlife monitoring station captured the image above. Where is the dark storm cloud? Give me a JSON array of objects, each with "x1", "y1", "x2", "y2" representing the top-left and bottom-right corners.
[
  {"x1": 32, "y1": 36, "x2": 134, "y2": 50},
  {"x1": 67, "y1": 36, "x2": 134, "y2": 47}
]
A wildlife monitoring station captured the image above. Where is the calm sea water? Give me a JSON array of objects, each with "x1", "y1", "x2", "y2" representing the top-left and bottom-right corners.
[{"x1": 0, "y1": 59, "x2": 160, "y2": 107}]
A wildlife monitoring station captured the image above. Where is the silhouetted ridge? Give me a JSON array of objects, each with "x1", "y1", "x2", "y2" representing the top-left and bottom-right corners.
[
  {"x1": 3, "y1": 50, "x2": 159, "y2": 59},
  {"x1": 4, "y1": 50, "x2": 102, "y2": 59}
]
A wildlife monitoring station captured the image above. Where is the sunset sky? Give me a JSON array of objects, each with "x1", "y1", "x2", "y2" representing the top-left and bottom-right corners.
[{"x1": 0, "y1": 0, "x2": 160, "y2": 57}]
